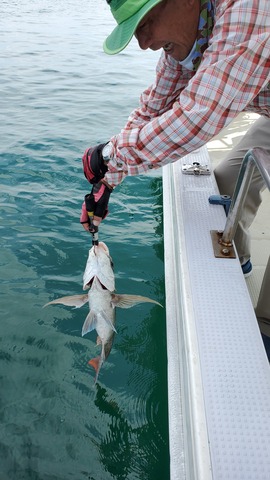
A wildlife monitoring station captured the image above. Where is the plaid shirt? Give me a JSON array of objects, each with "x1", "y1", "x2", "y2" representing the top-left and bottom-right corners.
[{"x1": 105, "y1": 0, "x2": 270, "y2": 186}]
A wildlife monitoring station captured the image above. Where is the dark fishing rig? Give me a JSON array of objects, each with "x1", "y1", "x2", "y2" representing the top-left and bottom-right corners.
[{"x1": 85, "y1": 193, "x2": 99, "y2": 246}]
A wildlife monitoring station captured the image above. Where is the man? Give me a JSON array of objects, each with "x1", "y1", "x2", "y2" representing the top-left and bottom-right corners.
[{"x1": 80, "y1": 0, "x2": 270, "y2": 337}]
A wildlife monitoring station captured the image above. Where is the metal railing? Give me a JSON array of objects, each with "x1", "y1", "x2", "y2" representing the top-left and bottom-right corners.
[{"x1": 220, "y1": 147, "x2": 270, "y2": 248}]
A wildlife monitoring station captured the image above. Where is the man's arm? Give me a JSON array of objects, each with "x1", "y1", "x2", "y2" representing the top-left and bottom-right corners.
[{"x1": 104, "y1": 0, "x2": 270, "y2": 186}]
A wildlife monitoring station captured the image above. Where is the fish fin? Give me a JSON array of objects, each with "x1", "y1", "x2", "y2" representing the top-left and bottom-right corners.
[
  {"x1": 43, "y1": 294, "x2": 88, "y2": 309},
  {"x1": 111, "y1": 294, "x2": 163, "y2": 309},
  {"x1": 82, "y1": 311, "x2": 97, "y2": 336}
]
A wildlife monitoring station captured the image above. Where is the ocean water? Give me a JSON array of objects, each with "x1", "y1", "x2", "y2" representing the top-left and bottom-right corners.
[{"x1": 0, "y1": 1, "x2": 169, "y2": 479}]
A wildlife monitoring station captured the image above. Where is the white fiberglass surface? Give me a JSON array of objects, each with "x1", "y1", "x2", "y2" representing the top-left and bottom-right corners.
[{"x1": 163, "y1": 147, "x2": 270, "y2": 480}]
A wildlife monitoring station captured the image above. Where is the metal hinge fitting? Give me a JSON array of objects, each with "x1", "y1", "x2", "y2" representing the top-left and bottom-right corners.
[{"x1": 182, "y1": 162, "x2": 211, "y2": 176}]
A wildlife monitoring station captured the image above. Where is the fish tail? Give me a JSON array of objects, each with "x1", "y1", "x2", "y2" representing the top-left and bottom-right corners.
[{"x1": 88, "y1": 355, "x2": 103, "y2": 384}]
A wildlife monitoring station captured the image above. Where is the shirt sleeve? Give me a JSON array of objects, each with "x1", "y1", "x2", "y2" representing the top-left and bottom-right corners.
[
  {"x1": 124, "y1": 52, "x2": 192, "y2": 126},
  {"x1": 105, "y1": 0, "x2": 270, "y2": 186}
]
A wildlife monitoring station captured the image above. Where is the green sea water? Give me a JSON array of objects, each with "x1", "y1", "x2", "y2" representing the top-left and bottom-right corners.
[{"x1": 0, "y1": 1, "x2": 169, "y2": 479}]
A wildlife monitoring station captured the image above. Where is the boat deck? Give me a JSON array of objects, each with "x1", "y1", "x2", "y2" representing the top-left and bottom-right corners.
[{"x1": 163, "y1": 134, "x2": 270, "y2": 480}]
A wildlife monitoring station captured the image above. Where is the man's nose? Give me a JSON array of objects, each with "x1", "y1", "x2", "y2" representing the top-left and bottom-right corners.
[{"x1": 135, "y1": 29, "x2": 152, "y2": 50}]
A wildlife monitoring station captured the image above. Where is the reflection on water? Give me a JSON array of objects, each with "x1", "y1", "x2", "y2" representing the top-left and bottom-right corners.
[{"x1": 0, "y1": 1, "x2": 169, "y2": 479}]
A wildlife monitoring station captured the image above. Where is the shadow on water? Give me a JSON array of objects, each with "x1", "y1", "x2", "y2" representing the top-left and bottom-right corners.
[{"x1": 93, "y1": 376, "x2": 168, "y2": 480}]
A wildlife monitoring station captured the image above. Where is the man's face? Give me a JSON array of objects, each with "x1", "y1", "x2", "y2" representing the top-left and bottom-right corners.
[{"x1": 135, "y1": 0, "x2": 200, "y2": 61}]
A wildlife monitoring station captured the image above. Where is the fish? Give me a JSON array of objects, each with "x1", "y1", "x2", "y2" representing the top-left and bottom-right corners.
[{"x1": 44, "y1": 242, "x2": 162, "y2": 383}]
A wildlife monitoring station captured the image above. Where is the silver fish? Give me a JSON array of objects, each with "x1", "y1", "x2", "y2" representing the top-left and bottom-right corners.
[{"x1": 44, "y1": 242, "x2": 162, "y2": 383}]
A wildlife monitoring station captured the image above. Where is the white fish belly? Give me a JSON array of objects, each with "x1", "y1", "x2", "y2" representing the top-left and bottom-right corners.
[{"x1": 88, "y1": 288, "x2": 115, "y2": 342}]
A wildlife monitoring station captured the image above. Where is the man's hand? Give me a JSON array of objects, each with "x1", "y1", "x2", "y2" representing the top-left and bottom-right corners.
[
  {"x1": 82, "y1": 143, "x2": 108, "y2": 184},
  {"x1": 80, "y1": 181, "x2": 113, "y2": 232}
]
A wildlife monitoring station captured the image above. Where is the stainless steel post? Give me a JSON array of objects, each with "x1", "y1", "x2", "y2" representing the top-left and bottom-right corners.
[{"x1": 221, "y1": 147, "x2": 270, "y2": 247}]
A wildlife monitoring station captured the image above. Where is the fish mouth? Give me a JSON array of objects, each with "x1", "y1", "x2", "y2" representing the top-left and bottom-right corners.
[{"x1": 87, "y1": 277, "x2": 108, "y2": 290}]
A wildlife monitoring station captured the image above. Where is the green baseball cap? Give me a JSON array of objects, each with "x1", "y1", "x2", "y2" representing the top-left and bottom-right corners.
[{"x1": 103, "y1": 0, "x2": 163, "y2": 55}]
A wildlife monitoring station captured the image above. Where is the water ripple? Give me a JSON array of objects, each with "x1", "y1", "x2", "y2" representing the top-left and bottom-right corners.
[{"x1": 0, "y1": 1, "x2": 168, "y2": 478}]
